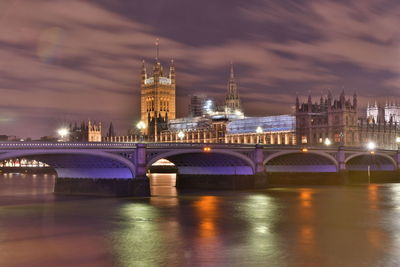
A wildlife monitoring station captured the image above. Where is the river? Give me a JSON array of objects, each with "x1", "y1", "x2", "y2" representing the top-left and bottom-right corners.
[{"x1": 1, "y1": 173, "x2": 400, "y2": 266}]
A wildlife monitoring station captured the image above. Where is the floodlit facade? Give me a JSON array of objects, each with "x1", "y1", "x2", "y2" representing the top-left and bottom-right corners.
[
  {"x1": 140, "y1": 56, "x2": 176, "y2": 139},
  {"x1": 225, "y1": 115, "x2": 296, "y2": 144},
  {"x1": 367, "y1": 101, "x2": 400, "y2": 124}
]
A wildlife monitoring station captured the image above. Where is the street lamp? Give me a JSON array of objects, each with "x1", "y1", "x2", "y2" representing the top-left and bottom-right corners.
[
  {"x1": 324, "y1": 138, "x2": 332, "y2": 146},
  {"x1": 366, "y1": 141, "x2": 376, "y2": 184},
  {"x1": 396, "y1": 137, "x2": 400, "y2": 150},
  {"x1": 256, "y1": 126, "x2": 263, "y2": 144},
  {"x1": 367, "y1": 141, "x2": 376, "y2": 151},
  {"x1": 57, "y1": 128, "x2": 69, "y2": 142},
  {"x1": 136, "y1": 121, "x2": 146, "y2": 142},
  {"x1": 178, "y1": 131, "x2": 185, "y2": 142}
]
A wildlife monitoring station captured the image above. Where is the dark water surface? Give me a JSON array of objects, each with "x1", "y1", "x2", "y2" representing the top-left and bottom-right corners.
[{"x1": 1, "y1": 173, "x2": 400, "y2": 267}]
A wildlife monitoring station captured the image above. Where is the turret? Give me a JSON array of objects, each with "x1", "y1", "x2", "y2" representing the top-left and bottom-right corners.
[
  {"x1": 141, "y1": 60, "x2": 147, "y2": 84},
  {"x1": 340, "y1": 89, "x2": 345, "y2": 107},
  {"x1": 307, "y1": 93, "x2": 312, "y2": 112},
  {"x1": 169, "y1": 59, "x2": 175, "y2": 86},
  {"x1": 353, "y1": 91, "x2": 357, "y2": 109}
]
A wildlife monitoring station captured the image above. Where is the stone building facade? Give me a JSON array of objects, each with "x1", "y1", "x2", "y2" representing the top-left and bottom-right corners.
[{"x1": 296, "y1": 92, "x2": 400, "y2": 149}]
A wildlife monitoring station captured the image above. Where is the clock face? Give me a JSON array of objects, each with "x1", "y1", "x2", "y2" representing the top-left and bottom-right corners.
[
  {"x1": 159, "y1": 77, "x2": 172, "y2": 85},
  {"x1": 144, "y1": 77, "x2": 154, "y2": 85}
]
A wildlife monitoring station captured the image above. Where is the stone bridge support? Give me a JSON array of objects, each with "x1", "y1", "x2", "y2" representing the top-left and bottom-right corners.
[
  {"x1": 336, "y1": 146, "x2": 348, "y2": 184},
  {"x1": 253, "y1": 145, "x2": 268, "y2": 188}
]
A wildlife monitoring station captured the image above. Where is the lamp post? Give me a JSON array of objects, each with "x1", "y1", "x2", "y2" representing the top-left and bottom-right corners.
[
  {"x1": 396, "y1": 137, "x2": 400, "y2": 151},
  {"x1": 367, "y1": 141, "x2": 376, "y2": 184},
  {"x1": 256, "y1": 126, "x2": 263, "y2": 144},
  {"x1": 57, "y1": 128, "x2": 69, "y2": 142},
  {"x1": 136, "y1": 121, "x2": 146, "y2": 142},
  {"x1": 178, "y1": 131, "x2": 185, "y2": 142}
]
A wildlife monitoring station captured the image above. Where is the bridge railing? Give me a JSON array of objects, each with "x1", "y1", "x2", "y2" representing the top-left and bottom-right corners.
[
  {"x1": 0, "y1": 142, "x2": 396, "y2": 153},
  {"x1": 0, "y1": 142, "x2": 138, "y2": 150}
]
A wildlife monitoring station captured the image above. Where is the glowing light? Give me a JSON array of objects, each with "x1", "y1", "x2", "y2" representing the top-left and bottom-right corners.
[
  {"x1": 301, "y1": 148, "x2": 308, "y2": 152},
  {"x1": 178, "y1": 131, "x2": 185, "y2": 141},
  {"x1": 203, "y1": 146, "x2": 211, "y2": 152},
  {"x1": 256, "y1": 126, "x2": 263, "y2": 134},
  {"x1": 367, "y1": 141, "x2": 376, "y2": 151},
  {"x1": 324, "y1": 138, "x2": 331, "y2": 146},
  {"x1": 136, "y1": 121, "x2": 146, "y2": 130},
  {"x1": 396, "y1": 137, "x2": 400, "y2": 143},
  {"x1": 57, "y1": 128, "x2": 69, "y2": 140}
]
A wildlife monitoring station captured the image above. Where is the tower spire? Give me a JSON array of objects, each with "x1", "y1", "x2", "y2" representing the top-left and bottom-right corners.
[
  {"x1": 155, "y1": 38, "x2": 159, "y2": 61},
  {"x1": 225, "y1": 63, "x2": 241, "y2": 112}
]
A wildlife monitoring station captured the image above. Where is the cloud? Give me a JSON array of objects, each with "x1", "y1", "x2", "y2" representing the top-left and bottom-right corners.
[{"x1": 1, "y1": 0, "x2": 400, "y2": 137}]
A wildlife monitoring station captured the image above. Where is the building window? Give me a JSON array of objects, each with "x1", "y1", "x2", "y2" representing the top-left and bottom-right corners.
[{"x1": 301, "y1": 136, "x2": 307, "y2": 144}]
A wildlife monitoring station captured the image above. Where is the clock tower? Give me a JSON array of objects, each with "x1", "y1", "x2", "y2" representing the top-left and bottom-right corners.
[{"x1": 140, "y1": 43, "x2": 176, "y2": 140}]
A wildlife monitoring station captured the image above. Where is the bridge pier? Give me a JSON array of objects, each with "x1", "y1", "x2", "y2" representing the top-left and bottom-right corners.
[{"x1": 336, "y1": 146, "x2": 349, "y2": 185}]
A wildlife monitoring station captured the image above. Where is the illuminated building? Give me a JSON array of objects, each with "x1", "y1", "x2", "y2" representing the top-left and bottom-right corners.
[
  {"x1": 140, "y1": 42, "x2": 176, "y2": 140},
  {"x1": 225, "y1": 115, "x2": 296, "y2": 144},
  {"x1": 159, "y1": 115, "x2": 296, "y2": 144},
  {"x1": 296, "y1": 92, "x2": 400, "y2": 149},
  {"x1": 367, "y1": 100, "x2": 400, "y2": 124}
]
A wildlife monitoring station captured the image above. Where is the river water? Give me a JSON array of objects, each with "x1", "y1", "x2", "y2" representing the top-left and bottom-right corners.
[{"x1": 1, "y1": 173, "x2": 400, "y2": 267}]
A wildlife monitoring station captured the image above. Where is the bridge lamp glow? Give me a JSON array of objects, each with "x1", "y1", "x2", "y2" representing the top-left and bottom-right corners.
[
  {"x1": 301, "y1": 148, "x2": 308, "y2": 152},
  {"x1": 203, "y1": 146, "x2": 211, "y2": 152},
  {"x1": 367, "y1": 141, "x2": 376, "y2": 151},
  {"x1": 178, "y1": 131, "x2": 185, "y2": 141},
  {"x1": 324, "y1": 138, "x2": 331, "y2": 146}
]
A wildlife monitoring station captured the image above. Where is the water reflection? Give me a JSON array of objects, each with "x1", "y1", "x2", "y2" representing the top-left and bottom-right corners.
[
  {"x1": 2, "y1": 173, "x2": 400, "y2": 266},
  {"x1": 149, "y1": 173, "x2": 177, "y2": 197}
]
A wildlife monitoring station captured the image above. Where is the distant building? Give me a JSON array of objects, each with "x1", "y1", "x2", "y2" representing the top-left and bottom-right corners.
[
  {"x1": 296, "y1": 92, "x2": 399, "y2": 149},
  {"x1": 69, "y1": 121, "x2": 102, "y2": 142},
  {"x1": 188, "y1": 94, "x2": 216, "y2": 117},
  {"x1": 225, "y1": 63, "x2": 241, "y2": 113}
]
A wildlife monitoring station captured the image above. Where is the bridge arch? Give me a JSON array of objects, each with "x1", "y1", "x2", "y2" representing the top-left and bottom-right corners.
[
  {"x1": 0, "y1": 150, "x2": 136, "y2": 178},
  {"x1": 264, "y1": 150, "x2": 338, "y2": 172},
  {"x1": 147, "y1": 149, "x2": 255, "y2": 175},
  {"x1": 345, "y1": 152, "x2": 397, "y2": 171}
]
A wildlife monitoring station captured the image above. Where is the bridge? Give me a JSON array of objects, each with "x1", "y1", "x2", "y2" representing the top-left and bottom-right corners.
[{"x1": 0, "y1": 142, "x2": 399, "y2": 196}]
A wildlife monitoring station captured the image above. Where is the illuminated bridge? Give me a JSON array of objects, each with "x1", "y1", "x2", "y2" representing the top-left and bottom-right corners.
[{"x1": 0, "y1": 142, "x2": 399, "y2": 196}]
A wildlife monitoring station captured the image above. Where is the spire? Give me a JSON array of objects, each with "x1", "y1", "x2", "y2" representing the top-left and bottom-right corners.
[
  {"x1": 230, "y1": 62, "x2": 235, "y2": 79},
  {"x1": 141, "y1": 60, "x2": 147, "y2": 82},
  {"x1": 107, "y1": 122, "x2": 115, "y2": 138},
  {"x1": 225, "y1": 63, "x2": 241, "y2": 112},
  {"x1": 155, "y1": 38, "x2": 159, "y2": 62},
  {"x1": 353, "y1": 91, "x2": 357, "y2": 109},
  {"x1": 296, "y1": 94, "x2": 299, "y2": 110}
]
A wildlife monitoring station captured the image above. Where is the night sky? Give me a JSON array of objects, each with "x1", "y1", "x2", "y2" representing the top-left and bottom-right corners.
[{"x1": 1, "y1": 0, "x2": 400, "y2": 138}]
